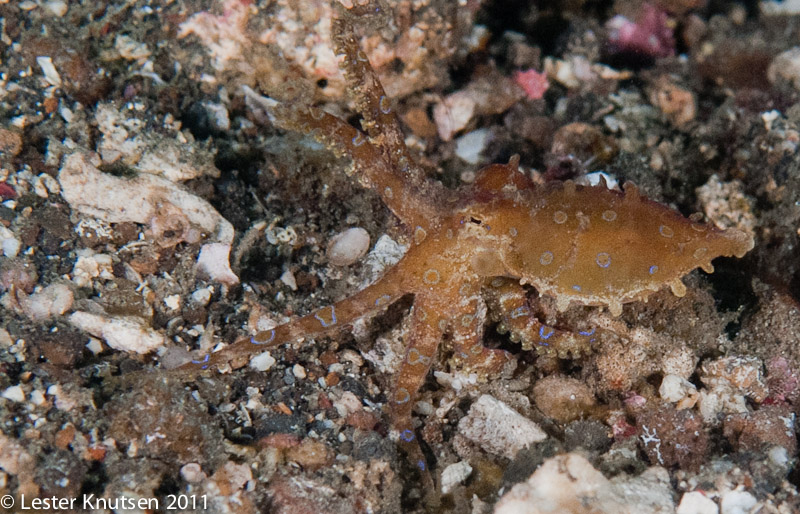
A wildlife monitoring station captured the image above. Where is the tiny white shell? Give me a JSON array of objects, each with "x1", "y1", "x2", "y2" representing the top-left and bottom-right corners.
[{"x1": 327, "y1": 227, "x2": 370, "y2": 266}]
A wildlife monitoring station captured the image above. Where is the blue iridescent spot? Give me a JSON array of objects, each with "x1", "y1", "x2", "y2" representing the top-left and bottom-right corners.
[
  {"x1": 511, "y1": 306, "x2": 530, "y2": 319},
  {"x1": 539, "y1": 326, "x2": 555, "y2": 340},
  {"x1": 649, "y1": 265, "x2": 658, "y2": 275},
  {"x1": 251, "y1": 329, "x2": 276, "y2": 345},
  {"x1": 314, "y1": 306, "x2": 337, "y2": 327},
  {"x1": 417, "y1": 460, "x2": 427, "y2": 472},
  {"x1": 192, "y1": 354, "x2": 210, "y2": 370},
  {"x1": 375, "y1": 294, "x2": 392, "y2": 307},
  {"x1": 578, "y1": 328, "x2": 596, "y2": 337},
  {"x1": 572, "y1": 285, "x2": 582, "y2": 291},
  {"x1": 401, "y1": 429, "x2": 415, "y2": 442}
]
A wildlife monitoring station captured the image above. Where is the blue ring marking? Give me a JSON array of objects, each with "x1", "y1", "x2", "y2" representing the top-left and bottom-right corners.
[
  {"x1": 251, "y1": 329, "x2": 276, "y2": 345},
  {"x1": 417, "y1": 460, "x2": 426, "y2": 472},
  {"x1": 192, "y1": 354, "x2": 210, "y2": 370},
  {"x1": 510, "y1": 306, "x2": 530, "y2": 319},
  {"x1": 539, "y1": 326, "x2": 555, "y2": 340},
  {"x1": 538, "y1": 341, "x2": 550, "y2": 347},
  {"x1": 310, "y1": 108, "x2": 325, "y2": 120},
  {"x1": 649, "y1": 265, "x2": 658, "y2": 275},
  {"x1": 578, "y1": 328, "x2": 596, "y2": 337},
  {"x1": 352, "y1": 133, "x2": 365, "y2": 147},
  {"x1": 572, "y1": 285, "x2": 582, "y2": 291},
  {"x1": 401, "y1": 429, "x2": 415, "y2": 442},
  {"x1": 314, "y1": 306, "x2": 337, "y2": 327},
  {"x1": 395, "y1": 388, "x2": 411, "y2": 404},
  {"x1": 596, "y1": 252, "x2": 611, "y2": 268},
  {"x1": 379, "y1": 95, "x2": 392, "y2": 114}
]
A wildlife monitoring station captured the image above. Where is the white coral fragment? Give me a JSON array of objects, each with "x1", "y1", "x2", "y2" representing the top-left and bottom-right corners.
[
  {"x1": 95, "y1": 103, "x2": 220, "y2": 183},
  {"x1": 71, "y1": 250, "x2": 114, "y2": 287},
  {"x1": 433, "y1": 91, "x2": 476, "y2": 142},
  {"x1": 0, "y1": 225, "x2": 21, "y2": 257},
  {"x1": 440, "y1": 461, "x2": 473, "y2": 495},
  {"x1": 68, "y1": 311, "x2": 165, "y2": 354},
  {"x1": 58, "y1": 152, "x2": 238, "y2": 285},
  {"x1": 494, "y1": 453, "x2": 674, "y2": 514},
  {"x1": 197, "y1": 243, "x2": 240, "y2": 286},
  {"x1": 457, "y1": 394, "x2": 546, "y2": 459},
  {"x1": 19, "y1": 283, "x2": 74, "y2": 322},
  {"x1": 677, "y1": 491, "x2": 718, "y2": 514},
  {"x1": 36, "y1": 56, "x2": 62, "y2": 86}
]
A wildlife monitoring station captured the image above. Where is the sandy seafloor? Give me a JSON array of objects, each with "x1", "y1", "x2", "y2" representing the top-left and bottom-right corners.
[{"x1": 2, "y1": 0, "x2": 800, "y2": 512}]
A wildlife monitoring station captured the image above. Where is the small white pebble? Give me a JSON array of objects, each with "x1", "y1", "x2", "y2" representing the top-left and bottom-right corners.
[
  {"x1": 203, "y1": 102, "x2": 230, "y2": 131},
  {"x1": 441, "y1": 461, "x2": 473, "y2": 494},
  {"x1": 2, "y1": 385, "x2": 25, "y2": 403},
  {"x1": 769, "y1": 445, "x2": 789, "y2": 468},
  {"x1": 280, "y1": 269, "x2": 297, "y2": 291},
  {"x1": 85, "y1": 338, "x2": 103, "y2": 355},
  {"x1": 327, "y1": 227, "x2": 370, "y2": 266},
  {"x1": 0, "y1": 329, "x2": 12, "y2": 349},
  {"x1": 340, "y1": 349, "x2": 363, "y2": 367},
  {"x1": 180, "y1": 463, "x2": 206, "y2": 483},
  {"x1": 34, "y1": 175, "x2": 50, "y2": 198},
  {"x1": 249, "y1": 351, "x2": 276, "y2": 372},
  {"x1": 414, "y1": 400, "x2": 434, "y2": 416},
  {"x1": 30, "y1": 389, "x2": 46, "y2": 406},
  {"x1": 455, "y1": 128, "x2": 490, "y2": 165},
  {"x1": 333, "y1": 391, "x2": 362, "y2": 417},
  {"x1": 761, "y1": 109, "x2": 781, "y2": 131},
  {"x1": 677, "y1": 491, "x2": 718, "y2": 514},
  {"x1": 20, "y1": 283, "x2": 74, "y2": 322},
  {"x1": 293, "y1": 363, "x2": 307, "y2": 379},
  {"x1": 197, "y1": 242, "x2": 239, "y2": 286},
  {"x1": 36, "y1": 56, "x2": 62, "y2": 86},
  {"x1": 164, "y1": 294, "x2": 181, "y2": 311},
  {"x1": 191, "y1": 286, "x2": 213, "y2": 306},
  {"x1": 71, "y1": 251, "x2": 114, "y2": 287},
  {"x1": 33, "y1": 173, "x2": 60, "y2": 197},
  {"x1": 659, "y1": 374, "x2": 697, "y2": 403},
  {"x1": 580, "y1": 171, "x2": 619, "y2": 189},
  {"x1": 0, "y1": 226, "x2": 21, "y2": 258},
  {"x1": 114, "y1": 34, "x2": 151, "y2": 61},
  {"x1": 433, "y1": 91, "x2": 476, "y2": 141},
  {"x1": 44, "y1": 0, "x2": 68, "y2": 16},
  {"x1": 720, "y1": 489, "x2": 757, "y2": 514}
]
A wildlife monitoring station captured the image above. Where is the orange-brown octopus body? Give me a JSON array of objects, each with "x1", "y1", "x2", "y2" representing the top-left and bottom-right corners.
[{"x1": 180, "y1": 6, "x2": 754, "y2": 494}]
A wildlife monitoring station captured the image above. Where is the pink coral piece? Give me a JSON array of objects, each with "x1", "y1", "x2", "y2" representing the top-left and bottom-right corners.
[
  {"x1": 606, "y1": 3, "x2": 675, "y2": 59},
  {"x1": 513, "y1": 69, "x2": 550, "y2": 100}
]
